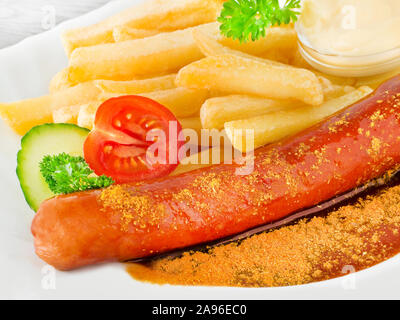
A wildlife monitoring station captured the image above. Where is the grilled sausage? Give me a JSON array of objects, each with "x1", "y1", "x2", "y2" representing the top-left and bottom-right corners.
[{"x1": 32, "y1": 76, "x2": 400, "y2": 270}]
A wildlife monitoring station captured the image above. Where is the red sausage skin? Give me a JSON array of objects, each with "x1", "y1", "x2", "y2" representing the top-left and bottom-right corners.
[{"x1": 32, "y1": 76, "x2": 400, "y2": 270}]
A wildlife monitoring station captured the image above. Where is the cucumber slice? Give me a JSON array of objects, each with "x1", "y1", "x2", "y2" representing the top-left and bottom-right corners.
[{"x1": 17, "y1": 123, "x2": 89, "y2": 211}]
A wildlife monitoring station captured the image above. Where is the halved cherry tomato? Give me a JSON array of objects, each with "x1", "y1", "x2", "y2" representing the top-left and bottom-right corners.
[{"x1": 84, "y1": 95, "x2": 183, "y2": 183}]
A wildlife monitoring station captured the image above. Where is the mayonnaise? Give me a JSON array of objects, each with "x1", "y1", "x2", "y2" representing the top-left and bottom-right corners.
[
  {"x1": 297, "y1": 0, "x2": 400, "y2": 56},
  {"x1": 296, "y1": 0, "x2": 400, "y2": 76}
]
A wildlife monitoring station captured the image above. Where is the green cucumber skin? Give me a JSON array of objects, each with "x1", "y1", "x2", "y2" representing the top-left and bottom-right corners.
[{"x1": 16, "y1": 123, "x2": 89, "y2": 212}]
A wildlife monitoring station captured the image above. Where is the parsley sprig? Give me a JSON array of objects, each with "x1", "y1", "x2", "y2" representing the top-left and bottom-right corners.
[
  {"x1": 218, "y1": 0, "x2": 301, "y2": 43},
  {"x1": 40, "y1": 153, "x2": 114, "y2": 194}
]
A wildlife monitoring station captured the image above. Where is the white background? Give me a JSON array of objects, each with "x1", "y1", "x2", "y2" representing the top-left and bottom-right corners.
[{"x1": 0, "y1": 0, "x2": 399, "y2": 300}]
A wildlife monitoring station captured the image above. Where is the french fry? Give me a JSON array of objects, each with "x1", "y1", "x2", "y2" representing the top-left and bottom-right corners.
[
  {"x1": 198, "y1": 81, "x2": 353, "y2": 131},
  {"x1": 180, "y1": 117, "x2": 202, "y2": 136},
  {"x1": 49, "y1": 69, "x2": 158, "y2": 93},
  {"x1": 193, "y1": 28, "x2": 293, "y2": 67},
  {"x1": 218, "y1": 24, "x2": 297, "y2": 57},
  {"x1": 140, "y1": 88, "x2": 208, "y2": 118},
  {"x1": 176, "y1": 54, "x2": 324, "y2": 106},
  {"x1": 94, "y1": 74, "x2": 176, "y2": 94},
  {"x1": 225, "y1": 87, "x2": 373, "y2": 152},
  {"x1": 0, "y1": 82, "x2": 102, "y2": 135},
  {"x1": 52, "y1": 105, "x2": 82, "y2": 124},
  {"x1": 50, "y1": 69, "x2": 170, "y2": 93},
  {"x1": 314, "y1": 71, "x2": 357, "y2": 87},
  {"x1": 49, "y1": 68, "x2": 76, "y2": 93},
  {"x1": 192, "y1": 28, "x2": 229, "y2": 56},
  {"x1": 0, "y1": 96, "x2": 52, "y2": 135},
  {"x1": 180, "y1": 117, "x2": 202, "y2": 145},
  {"x1": 356, "y1": 66, "x2": 400, "y2": 89},
  {"x1": 112, "y1": 26, "x2": 160, "y2": 42},
  {"x1": 171, "y1": 146, "x2": 224, "y2": 176},
  {"x1": 192, "y1": 29, "x2": 284, "y2": 66},
  {"x1": 68, "y1": 25, "x2": 208, "y2": 82},
  {"x1": 323, "y1": 84, "x2": 355, "y2": 101},
  {"x1": 317, "y1": 76, "x2": 356, "y2": 101},
  {"x1": 201, "y1": 95, "x2": 300, "y2": 130},
  {"x1": 49, "y1": 68, "x2": 174, "y2": 94},
  {"x1": 62, "y1": 0, "x2": 221, "y2": 56},
  {"x1": 260, "y1": 49, "x2": 291, "y2": 65},
  {"x1": 171, "y1": 162, "x2": 213, "y2": 176},
  {"x1": 77, "y1": 102, "x2": 103, "y2": 130}
]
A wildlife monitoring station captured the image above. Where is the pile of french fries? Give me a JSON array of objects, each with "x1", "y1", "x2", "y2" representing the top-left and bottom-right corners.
[{"x1": 0, "y1": 0, "x2": 396, "y2": 159}]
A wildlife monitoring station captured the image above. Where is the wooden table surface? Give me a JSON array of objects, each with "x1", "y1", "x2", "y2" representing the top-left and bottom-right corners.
[{"x1": 0, "y1": 0, "x2": 112, "y2": 49}]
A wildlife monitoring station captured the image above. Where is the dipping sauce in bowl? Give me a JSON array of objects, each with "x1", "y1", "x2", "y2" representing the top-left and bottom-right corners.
[{"x1": 296, "y1": 0, "x2": 400, "y2": 77}]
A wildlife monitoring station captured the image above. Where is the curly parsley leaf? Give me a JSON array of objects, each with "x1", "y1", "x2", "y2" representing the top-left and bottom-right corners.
[
  {"x1": 40, "y1": 153, "x2": 114, "y2": 194},
  {"x1": 218, "y1": 0, "x2": 301, "y2": 43}
]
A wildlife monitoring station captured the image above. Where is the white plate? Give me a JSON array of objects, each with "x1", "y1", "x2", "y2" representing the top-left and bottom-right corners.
[{"x1": 0, "y1": 0, "x2": 399, "y2": 300}]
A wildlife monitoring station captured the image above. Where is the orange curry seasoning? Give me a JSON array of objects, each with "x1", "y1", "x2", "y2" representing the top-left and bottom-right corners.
[{"x1": 127, "y1": 184, "x2": 400, "y2": 287}]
